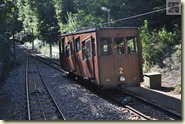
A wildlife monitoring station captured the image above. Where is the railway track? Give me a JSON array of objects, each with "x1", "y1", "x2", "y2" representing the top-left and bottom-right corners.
[
  {"x1": 93, "y1": 88, "x2": 181, "y2": 120},
  {"x1": 122, "y1": 90, "x2": 181, "y2": 120},
  {"x1": 25, "y1": 53, "x2": 66, "y2": 120},
  {"x1": 28, "y1": 53, "x2": 181, "y2": 120},
  {"x1": 71, "y1": 80, "x2": 181, "y2": 120},
  {"x1": 85, "y1": 88, "x2": 152, "y2": 120},
  {"x1": 34, "y1": 55, "x2": 68, "y2": 75}
]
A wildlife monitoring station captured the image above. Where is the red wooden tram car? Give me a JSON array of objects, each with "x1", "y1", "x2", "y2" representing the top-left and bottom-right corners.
[{"x1": 58, "y1": 27, "x2": 143, "y2": 89}]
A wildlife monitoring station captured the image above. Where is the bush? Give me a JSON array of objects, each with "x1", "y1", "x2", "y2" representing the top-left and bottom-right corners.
[{"x1": 141, "y1": 20, "x2": 181, "y2": 72}]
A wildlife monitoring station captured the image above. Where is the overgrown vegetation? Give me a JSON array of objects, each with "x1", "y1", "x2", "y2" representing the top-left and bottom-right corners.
[
  {"x1": 141, "y1": 20, "x2": 181, "y2": 72},
  {"x1": 140, "y1": 20, "x2": 181, "y2": 94}
]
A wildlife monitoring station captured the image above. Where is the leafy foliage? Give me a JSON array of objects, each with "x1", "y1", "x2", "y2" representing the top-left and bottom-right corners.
[
  {"x1": 141, "y1": 20, "x2": 181, "y2": 72},
  {"x1": 0, "y1": 0, "x2": 22, "y2": 36},
  {"x1": 1, "y1": 0, "x2": 181, "y2": 38}
]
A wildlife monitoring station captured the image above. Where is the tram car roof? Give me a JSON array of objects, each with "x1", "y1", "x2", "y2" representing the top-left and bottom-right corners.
[{"x1": 59, "y1": 27, "x2": 140, "y2": 37}]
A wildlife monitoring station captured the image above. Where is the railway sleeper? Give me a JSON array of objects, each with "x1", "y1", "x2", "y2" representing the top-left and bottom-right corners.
[
  {"x1": 31, "y1": 111, "x2": 59, "y2": 116},
  {"x1": 30, "y1": 96, "x2": 51, "y2": 100},
  {"x1": 31, "y1": 107, "x2": 56, "y2": 113},
  {"x1": 30, "y1": 104, "x2": 54, "y2": 110}
]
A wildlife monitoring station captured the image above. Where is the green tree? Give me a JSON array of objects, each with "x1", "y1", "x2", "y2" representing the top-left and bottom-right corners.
[
  {"x1": 0, "y1": 0, "x2": 21, "y2": 37},
  {"x1": 0, "y1": 0, "x2": 6, "y2": 35}
]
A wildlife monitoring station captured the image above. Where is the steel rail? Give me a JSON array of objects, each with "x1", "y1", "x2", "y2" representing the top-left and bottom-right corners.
[
  {"x1": 24, "y1": 48, "x2": 68, "y2": 74},
  {"x1": 35, "y1": 55, "x2": 60, "y2": 66},
  {"x1": 26, "y1": 52, "x2": 66, "y2": 120},
  {"x1": 123, "y1": 90, "x2": 181, "y2": 120},
  {"x1": 25, "y1": 53, "x2": 31, "y2": 120},
  {"x1": 33, "y1": 54, "x2": 68, "y2": 75},
  {"x1": 31, "y1": 61, "x2": 47, "y2": 120},
  {"x1": 79, "y1": 83, "x2": 152, "y2": 120},
  {"x1": 33, "y1": 55, "x2": 66, "y2": 120},
  {"x1": 125, "y1": 105, "x2": 151, "y2": 120},
  {"x1": 98, "y1": 91, "x2": 152, "y2": 120},
  {"x1": 29, "y1": 55, "x2": 47, "y2": 120}
]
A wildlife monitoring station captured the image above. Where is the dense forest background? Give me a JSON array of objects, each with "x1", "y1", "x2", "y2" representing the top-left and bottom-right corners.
[
  {"x1": 0, "y1": 0, "x2": 181, "y2": 37},
  {"x1": 0, "y1": 0, "x2": 181, "y2": 90}
]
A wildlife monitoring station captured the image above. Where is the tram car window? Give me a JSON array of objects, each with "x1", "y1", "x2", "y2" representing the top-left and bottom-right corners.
[
  {"x1": 82, "y1": 38, "x2": 92, "y2": 61},
  {"x1": 92, "y1": 38, "x2": 96, "y2": 56},
  {"x1": 66, "y1": 44, "x2": 71, "y2": 58},
  {"x1": 114, "y1": 37, "x2": 125, "y2": 54},
  {"x1": 70, "y1": 41, "x2": 74, "y2": 56},
  {"x1": 100, "y1": 37, "x2": 112, "y2": 55},
  {"x1": 86, "y1": 41, "x2": 92, "y2": 60},
  {"x1": 126, "y1": 36, "x2": 138, "y2": 54},
  {"x1": 75, "y1": 37, "x2": 81, "y2": 53},
  {"x1": 82, "y1": 41, "x2": 86, "y2": 60}
]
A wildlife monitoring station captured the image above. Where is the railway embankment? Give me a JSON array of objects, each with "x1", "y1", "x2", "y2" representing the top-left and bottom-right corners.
[
  {"x1": 0, "y1": 43, "x2": 26, "y2": 120},
  {"x1": 0, "y1": 35, "x2": 14, "y2": 84}
]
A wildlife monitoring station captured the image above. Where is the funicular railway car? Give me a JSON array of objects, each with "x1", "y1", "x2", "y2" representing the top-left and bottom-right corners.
[{"x1": 58, "y1": 27, "x2": 144, "y2": 89}]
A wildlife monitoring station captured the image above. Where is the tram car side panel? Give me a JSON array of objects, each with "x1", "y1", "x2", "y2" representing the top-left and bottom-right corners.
[
  {"x1": 59, "y1": 31, "x2": 100, "y2": 85},
  {"x1": 73, "y1": 32, "x2": 98, "y2": 81}
]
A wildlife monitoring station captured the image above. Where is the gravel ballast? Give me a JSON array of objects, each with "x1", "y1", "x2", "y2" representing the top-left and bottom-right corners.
[
  {"x1": 0, "y1": 44, "x2": 138, "y2": 120},
  {"x1": 38, "y1": 58, "x2": 137, "y2": 120}
]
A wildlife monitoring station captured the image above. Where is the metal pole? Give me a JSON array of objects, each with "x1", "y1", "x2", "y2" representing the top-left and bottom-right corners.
[
  {"x1": 11, "y1": 2, "x2": 16, "y2": 60},
  {"x1": 13, "y1": 29, "x2": 16, "y2": 60},
  {"x1": 31, "y1": 28, "x2": 34, "y2": 50},
  {"x1": 108, "y1": 9, "x2": 111, "y2": 27},
  {"x1": 49, "y1": 31, "x2": 52, "y2": 58}
]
